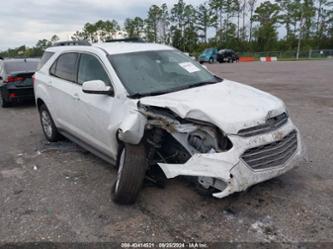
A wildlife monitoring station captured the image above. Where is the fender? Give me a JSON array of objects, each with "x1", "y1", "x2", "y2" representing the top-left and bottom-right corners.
[{"x1": 117, "y1": 109, "x2": 147, "y2": 144}]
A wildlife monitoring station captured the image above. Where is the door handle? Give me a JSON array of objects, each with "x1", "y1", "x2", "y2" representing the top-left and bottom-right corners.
[{"x1": 73, "y1": 93, "x2": 80, "y2": 101}]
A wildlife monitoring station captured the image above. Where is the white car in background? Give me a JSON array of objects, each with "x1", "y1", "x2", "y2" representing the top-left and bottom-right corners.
[{"x1": 34, "y1": 40, "x2": 304, "y2": 204}]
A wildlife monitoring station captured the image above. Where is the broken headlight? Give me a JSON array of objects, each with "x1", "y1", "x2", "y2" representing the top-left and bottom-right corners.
[
  {"x1": 188, "y1": 129, "x2": 217, "y2": 153},
  {"x1": 187, "y1": 125, "x2": 232, "y2": 153}
]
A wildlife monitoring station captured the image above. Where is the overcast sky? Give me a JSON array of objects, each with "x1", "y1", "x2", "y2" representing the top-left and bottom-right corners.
[{"x1": 0, "y1": 0, "x2": 207, "y2": 51}]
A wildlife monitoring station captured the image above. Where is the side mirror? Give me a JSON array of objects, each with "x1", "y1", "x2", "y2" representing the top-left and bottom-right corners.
[{"x1": 82, "y1": 80, "x2": 113, "y2": 95}]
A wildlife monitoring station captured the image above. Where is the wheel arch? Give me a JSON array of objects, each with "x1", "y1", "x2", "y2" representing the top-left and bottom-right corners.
[{"x1": 36, "y1": 98, "x2": 46, "y2": 111}]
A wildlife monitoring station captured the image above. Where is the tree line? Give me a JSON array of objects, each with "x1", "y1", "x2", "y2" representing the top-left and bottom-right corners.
[
  {"x1": 1, "y1": 0, "x2": 332, "y2": 58},
  {"x1": 0, "y1": 35, "x2": 60, "y2": 58}
]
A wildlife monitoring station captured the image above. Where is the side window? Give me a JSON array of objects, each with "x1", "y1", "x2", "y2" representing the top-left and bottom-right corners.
[
  {"x1": 78, "y1": 54, "x2": 111, "y2": 85},
  {"x1": 50, "y1": 60, "x2": 57, "y2": 76},
  {"x1": 38, "y1": 51, "x2": 55, "y2": 70},
  {"x1": 51, "y1": 53, "x2": 79, "y2": 82}
]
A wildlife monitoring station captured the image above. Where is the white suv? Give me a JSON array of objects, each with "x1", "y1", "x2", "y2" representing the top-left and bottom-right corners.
[{"x1": 34, "y1": 41, "x2": 304, "y2": 204}]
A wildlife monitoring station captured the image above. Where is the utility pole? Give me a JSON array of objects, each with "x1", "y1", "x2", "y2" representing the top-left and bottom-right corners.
[{"x1": 296, "y1": 2, "x2": 305, "y2": 60}]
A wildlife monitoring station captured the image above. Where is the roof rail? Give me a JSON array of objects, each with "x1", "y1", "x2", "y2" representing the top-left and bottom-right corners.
[
  {"x1": 52, "y1": 40, "x2": 91, "y2": 47},
  {"x1": 105, "y1": 38, "x2": 145, "y2": 43},
  {"x1": 0, "y1": 57, "x2": 40, "y2": 61}
]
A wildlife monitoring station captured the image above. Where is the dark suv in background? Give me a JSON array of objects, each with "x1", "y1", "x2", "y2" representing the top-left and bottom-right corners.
[
  {"x1": 0, "y1": 58, "x2": 40, "y2": 107},
  {"x1": 217, "y1": 49, "x2": 239, "y2": 63}
]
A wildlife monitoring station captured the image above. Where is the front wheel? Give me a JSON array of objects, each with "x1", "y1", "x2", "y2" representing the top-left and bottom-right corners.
[
  {"x1": 111, "y1": 143, "x2": 147, "y2": 205},
  {"x1": 209, "y1": 58, "x2": 214, "y2": 64}
]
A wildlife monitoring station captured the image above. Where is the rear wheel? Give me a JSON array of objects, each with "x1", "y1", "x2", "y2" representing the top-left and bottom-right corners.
[
  {"x1": 111, "y1": 143, "x2": 147, "y2": 205},
  {"x1": 39, "y1": 104, "x2": 61, "y2": 142},
  {"x1": 209, "y1": 57, "x2": 214, "y2": 64}
]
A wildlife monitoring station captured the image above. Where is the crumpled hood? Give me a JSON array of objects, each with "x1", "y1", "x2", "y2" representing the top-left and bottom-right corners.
[{"x1": 140, "y1": 80, "x2": 286, "y2": 134}]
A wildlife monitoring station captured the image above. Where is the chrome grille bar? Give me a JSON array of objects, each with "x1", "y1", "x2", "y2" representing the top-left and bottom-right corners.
[{"x1": 241, "y1": 130, "x2": 298, "y2": 170}]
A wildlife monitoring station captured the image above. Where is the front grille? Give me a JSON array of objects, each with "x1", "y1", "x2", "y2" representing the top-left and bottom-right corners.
[
  {"x1": 238, "y1": 112, "x2": 288, "y2": 137},
  {"x1": 241, "y1": 130, "x2": 298, "y2": 170}
]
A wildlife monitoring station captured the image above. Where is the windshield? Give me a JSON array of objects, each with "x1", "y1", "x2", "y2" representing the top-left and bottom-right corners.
[
  {"x1": 203, "y1": 48, "x2": 213, "y2": 54},
  {"x1": 109, "y1": 50, "x2": 220, "y2": 97}
]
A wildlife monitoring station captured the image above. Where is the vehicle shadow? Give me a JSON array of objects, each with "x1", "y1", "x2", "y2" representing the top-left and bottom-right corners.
[{"x1": 6, "y1": 100, "x2": 36, "y2": 110}]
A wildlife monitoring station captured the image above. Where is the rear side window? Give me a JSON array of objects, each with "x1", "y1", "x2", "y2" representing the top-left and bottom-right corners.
[
  {"x1": 51, "y1": 53, "x2": 79, "y2": 82},
  {"x1": 78, "y1": 54, "x2": 111, "y2": 85},
  {"x1": 38, "y1": 52, "x2": 54, "y2": 70}
]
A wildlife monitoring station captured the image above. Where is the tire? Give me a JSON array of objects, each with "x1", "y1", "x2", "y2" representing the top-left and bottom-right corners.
[
  {"x1": 0, "y1": 92, "x2": 10, "y2": 108},
  {"x1": 39, "y1": 104, "x2": 61, "y2": 142},
  {"x1": 209, "y1": 58, "x2": 214, "y2": 64},
  {"x1": 111, "y1": 143, "x2": 147, "y2": 205}
]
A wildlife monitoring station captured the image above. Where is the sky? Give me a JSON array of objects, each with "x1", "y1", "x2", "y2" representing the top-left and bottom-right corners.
[{"x1": 0, "y1": 0, "x2": 205, "y2": 51}]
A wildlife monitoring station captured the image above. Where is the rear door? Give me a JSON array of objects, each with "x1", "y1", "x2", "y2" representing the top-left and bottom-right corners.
[{"x1": 48, "y1": 52, "x2": 80, "y2": 133}]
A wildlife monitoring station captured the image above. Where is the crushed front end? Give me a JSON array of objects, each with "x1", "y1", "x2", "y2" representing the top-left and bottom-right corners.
[{"x1": 140, "y1": 105, "x2": 305, "y2": 199}]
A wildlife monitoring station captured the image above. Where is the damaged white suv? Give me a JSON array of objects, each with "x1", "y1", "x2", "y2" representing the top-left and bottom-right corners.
[{"x1": 34, "y1": 41, "x2": 303, "y2": 204}]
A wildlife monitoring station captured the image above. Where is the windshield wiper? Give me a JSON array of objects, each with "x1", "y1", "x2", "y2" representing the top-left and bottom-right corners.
[
  {"x1": 128, "y1": 89, "x2": 177, "y2": 99},
  {"x1": 128, "y1": 77, "x2": 223, "y2": 99},
  {"x1": 186, "y1": 80, "x2": 219, "y2": 90}
]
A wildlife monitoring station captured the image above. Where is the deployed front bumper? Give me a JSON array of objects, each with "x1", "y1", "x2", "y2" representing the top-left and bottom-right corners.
[{"x1": 158, "y1": 120, "x2": 305, "y2": 198}]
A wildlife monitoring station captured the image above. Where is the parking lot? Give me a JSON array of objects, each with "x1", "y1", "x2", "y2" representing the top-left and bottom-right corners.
[{"x1": 0, "y1": 60, "x2": 332, "y2": 243}]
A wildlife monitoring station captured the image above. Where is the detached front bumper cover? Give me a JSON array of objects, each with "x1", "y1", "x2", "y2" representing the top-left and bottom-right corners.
[{"x1": 158, "y1": 122, "x2": 306, "y2": 199}]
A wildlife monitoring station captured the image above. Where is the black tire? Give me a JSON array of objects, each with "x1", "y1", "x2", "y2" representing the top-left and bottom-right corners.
[
  {"x1": 209, "y1": 57, "x2": 214, "y2": 64},
  {"x1": 39, "y1": 104, "x2": 61, "y2": 142},
  {"x1": 0, "y1": 93, "x2": 10, "y2": 108},
  {"x1": 111, "y1": 143, "x2": 147, "y2": 205}
]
